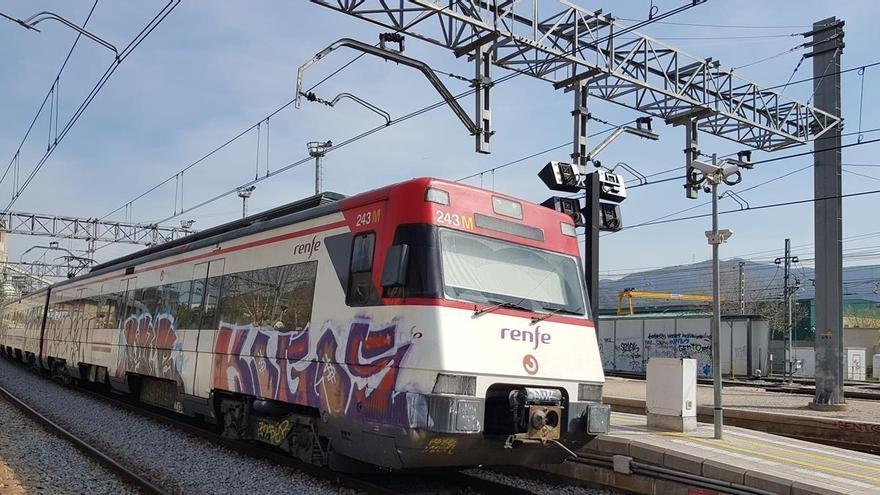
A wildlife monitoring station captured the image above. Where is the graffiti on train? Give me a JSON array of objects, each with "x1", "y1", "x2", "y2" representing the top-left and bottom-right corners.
[
  {"x1": 116, "y1": 312, "x2": 184, "y2": 384},
  {"x1": 212, "y1": 315, "x2": 418, "y2": 424}
]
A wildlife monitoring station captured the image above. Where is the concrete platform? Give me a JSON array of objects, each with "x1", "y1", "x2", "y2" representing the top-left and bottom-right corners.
[
  {"x1": 603, "y1": 377, "x2": 880, "y2": 451},
  {"x1": 543, "y1": 412, "x2": 880, "y2": 495}
]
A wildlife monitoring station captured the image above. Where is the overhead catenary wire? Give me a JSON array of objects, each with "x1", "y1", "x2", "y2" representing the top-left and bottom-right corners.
[
  {"x1": 4, "y1": 0, "x2": 180, "y2": 213},
  {"x1": 0, "y1": 0, "x2": 100, "y2": 189},
  {"x1": 138, "y1": 4, "x2": 709, "y2": 227}
]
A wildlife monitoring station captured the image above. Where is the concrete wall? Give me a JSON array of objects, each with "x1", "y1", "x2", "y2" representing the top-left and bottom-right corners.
[{"x1": 598, "y1": 315, "x2": 770, "y2": 378}]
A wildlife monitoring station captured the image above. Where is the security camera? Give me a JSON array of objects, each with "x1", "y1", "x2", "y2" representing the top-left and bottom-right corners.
[
  {"x1": 705, "y1": 228, "x2": 734, "y2": 245},
  {"x1": 721, "y1": 162, "x2": 740, "y2": 177},
  {"x1": 690, "y1": 159, "x2": 720, "y2": 175}
]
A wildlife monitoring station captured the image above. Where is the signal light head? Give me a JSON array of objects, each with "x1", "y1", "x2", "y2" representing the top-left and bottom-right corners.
[
  {"x1": 541, "y1": 196, "x2": 584, "y2": 227},
  {"x1": 538, "y1": 161, "x2": 585, "y2": 193}
]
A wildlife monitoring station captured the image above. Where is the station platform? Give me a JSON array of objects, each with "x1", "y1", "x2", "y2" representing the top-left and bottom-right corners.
[
  {"x1": 540, "y1": 412, "x2": 880, "y2": 495},
  {"x1": 602, "y1": 377, "x2": 880, "y2": 452}
]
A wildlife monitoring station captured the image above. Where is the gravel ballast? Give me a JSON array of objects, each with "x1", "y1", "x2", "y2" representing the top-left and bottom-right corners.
[
  {"x1": 0, "y1": 392, "x2": 138, "y2": 495},
  {"x1": 0, "y1": 358, "x2": 628, "y2": 494},
  {"x1": 0, "y1": 359, "x2": 343, "y2": 495}
]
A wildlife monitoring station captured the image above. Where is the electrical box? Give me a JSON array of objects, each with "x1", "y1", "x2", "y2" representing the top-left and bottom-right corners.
[
  {"x1": 646, "y1": 357, "x2": 697, "y2": 432},
  {"x1": 847, "y1": 348, "x2": 866, "y2": 381},
  {"x1": 873, "y1": 354, "x2": 880, "y2": 381}
]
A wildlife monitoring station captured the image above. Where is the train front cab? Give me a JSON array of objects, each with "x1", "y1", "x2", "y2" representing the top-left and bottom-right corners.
[{"x1": 344, "y1": 178, "x2": 610, "y2": 469}]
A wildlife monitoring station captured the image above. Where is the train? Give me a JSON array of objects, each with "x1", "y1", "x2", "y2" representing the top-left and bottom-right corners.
[{"x1": 0, "y1": 177, "x2": 609, "y2": 471}]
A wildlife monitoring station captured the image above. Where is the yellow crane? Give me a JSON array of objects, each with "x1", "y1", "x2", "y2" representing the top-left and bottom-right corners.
[{"x1": 616, "y1": 288, "x2": 716, "y2": 316}]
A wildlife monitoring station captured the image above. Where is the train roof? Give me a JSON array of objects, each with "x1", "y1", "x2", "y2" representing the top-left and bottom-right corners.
[
  {"x1": 49, "y1": 176, "x2": 570, "y2": 290},
  {"x1": 84, "y1": 191, "x2": 345, "y2": 277}
]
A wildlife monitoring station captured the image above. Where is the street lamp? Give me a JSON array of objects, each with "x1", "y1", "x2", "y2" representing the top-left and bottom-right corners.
[
  {"x1": 1, "y1": 11, "x2": 119, "y2": 59},
  {"x1": 307, "y1": 140, "x2": 332, "y2": 195},
  {"x1": 237, "y1": 186, "x2": 255, "y2": 219},
  {"x1": 690, "y1": 153, "x2": 751, "y2": 440}
]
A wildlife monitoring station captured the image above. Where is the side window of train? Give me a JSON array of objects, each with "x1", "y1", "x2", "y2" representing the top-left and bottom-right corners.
[{"x1": 347, "y1": 232, "x2": 376, "y2": 306}]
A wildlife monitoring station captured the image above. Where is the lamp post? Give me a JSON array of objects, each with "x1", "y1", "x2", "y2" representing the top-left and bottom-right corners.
[
  {"x1": 691, "y1": 153, "x2": 751, "y2": 440},
  {"x1": 237, "y1": 186, "x2": 255, "y2": 219},
  {"x1": 307, "y1": 140, "x2": 332, "y2": 195}
]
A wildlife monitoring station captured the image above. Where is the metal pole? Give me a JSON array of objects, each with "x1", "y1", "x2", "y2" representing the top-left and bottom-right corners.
[
  {"x1": 711, "y1": 155, "x2": 723, "y2": 440},
  {"x1": 585, "y1": 173, "x2": 600, "y2": 318},
  {"x1": 809, "y1": 17, "x2": 846, "y2": 407},
  {"x1": 241, "y1": 196, "x2": 247, "y2": 219},
  {"x1": 784, "y1": 238, "x2": 793, "y2": 385},
  {"x1": 571, "y1": 82, "x2": 598, "y2": 318},
  {"x1": 314, "y1": 154, "x2": 323, "y2": 195},
  {"x1": 738, "y1": 261, "x2": 745, "y2": 315}
]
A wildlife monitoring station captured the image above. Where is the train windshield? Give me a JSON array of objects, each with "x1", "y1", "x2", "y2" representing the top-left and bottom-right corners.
[{"x1": 439, "y1": 229, "x2": 587, "y2": 317}]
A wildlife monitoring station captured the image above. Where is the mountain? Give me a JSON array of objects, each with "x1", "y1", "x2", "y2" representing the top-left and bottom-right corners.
[{"x1": 598, "y1": 259, "x2": 880, "y2": 312}]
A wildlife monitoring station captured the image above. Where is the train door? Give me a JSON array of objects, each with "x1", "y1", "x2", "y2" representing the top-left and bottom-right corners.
[
  {"x1": 191, "y1": 259, "x2": 224, "y2": 397},
  {"x1": 110, "y1": 277, "x2": 137, "y2": 387}
]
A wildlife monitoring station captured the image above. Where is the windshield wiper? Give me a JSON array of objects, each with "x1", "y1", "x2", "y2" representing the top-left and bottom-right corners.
[
  {"x1": 473, "y1": 300, "x2": 532, "y2": 318},
  {"x1": 530, "y1": 306, "x2": 581, "y2": 325}
]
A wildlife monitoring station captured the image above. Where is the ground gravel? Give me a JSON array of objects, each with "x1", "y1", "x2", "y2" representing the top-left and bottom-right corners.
[
  {"x1": 0, "y1": 358, "x2": 628, "y2": 494},
  {"x1": 0, "y1": 393, "x2": 139, "y2": 495},
  {"x1": 465, "y1": 468, "x2": 628, "y2": 495},
  {"x1": 0, "y1": 359, "x2": 345, "y2": 495}
]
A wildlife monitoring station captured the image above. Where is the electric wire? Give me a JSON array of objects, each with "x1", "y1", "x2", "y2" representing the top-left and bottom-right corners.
[
  {"x1": 4, "y1": 1, "x2": 180, "y2": 213},
  {"x1": 0, "y1": 1, "x2": 100, "y2": 188},
  {"x1": 136, "y1": 2, "x2": 707, "y2": 226}
]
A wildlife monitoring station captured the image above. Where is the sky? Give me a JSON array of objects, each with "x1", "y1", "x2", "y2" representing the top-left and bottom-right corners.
[{"x1": 1, "y1": 0, "x2": 879, "y2": 283}]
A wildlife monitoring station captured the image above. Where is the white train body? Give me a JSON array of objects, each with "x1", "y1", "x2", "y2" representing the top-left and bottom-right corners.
[{"x1": 0, "y1": 178, "x2": 608, "y2": 469}]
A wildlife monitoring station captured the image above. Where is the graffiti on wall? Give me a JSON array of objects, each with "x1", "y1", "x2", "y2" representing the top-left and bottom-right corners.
[
  {"x1": 116, "y1": 312, "x2": 184, "y2": 384},
  {"x1": 669, "y1": 333, "x2": 713, "y2": 376},
  {"x1": 212, "y1": 315, "x2": 418, "y2": 425},
  {"x1": 644, "y1": 332, "x2": 675, "y2": 360},
  {"x1": 615, "y1": 339, "x2": 643, "y2": 371}
]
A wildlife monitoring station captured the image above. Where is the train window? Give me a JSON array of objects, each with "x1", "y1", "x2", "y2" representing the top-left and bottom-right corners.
[
  {"x1": 347, "y1": 232, "x2": 376, "y2": 306},
  {"x1": 201, "y1": 276, "x2": 223, "y2": 331},
  {"x1": 141, "y1": 286, "x2": 162, "y2": 316},
  {"x1": 217, "y1": 261, "x2": 317, "y2": 331},
  {"x1": 168, "y1": 281, "x2": 193, "y2": 328}
]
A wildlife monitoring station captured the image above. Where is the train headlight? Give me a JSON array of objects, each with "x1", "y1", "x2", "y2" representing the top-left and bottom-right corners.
[
  {"x1": 425, "y1": 187, "x2": 450, "y2": 205},
  {"x1": 432, "y1": 373, "x2": 476, "y2": 396},
  {"x1": 578, "y1": 383, "x2": 603, "y2": 402}
]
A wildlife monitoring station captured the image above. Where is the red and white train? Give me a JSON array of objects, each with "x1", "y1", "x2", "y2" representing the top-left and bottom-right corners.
[{"x1": 0, "y1": 177, "x2": 608, "y2": 470}]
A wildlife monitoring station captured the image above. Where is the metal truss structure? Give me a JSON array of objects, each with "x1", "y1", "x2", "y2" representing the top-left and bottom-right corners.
[
  {"x1": 0, "y1": 211, "x2": 194, "y2": 246},
  {"x1": 311, "y1": 0, "x2": 840, "y2": 151},
  {"x1": 3, "y1": 261, "x2": 77, "y2": 280},
  {"x1": 1, "y1": 262, "x2": 55, "y2": 297}
]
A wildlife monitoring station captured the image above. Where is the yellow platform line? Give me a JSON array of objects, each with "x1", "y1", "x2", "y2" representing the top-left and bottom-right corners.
[
  {"x1": 610, "y1": 414, "x2": 880, "y2": 473},
  {"x1": 678, "y1": 435, "x2": 880, "y2": 485},
  {"x1": 718, "y1": 433, "x2": 880, "y2": 473}
]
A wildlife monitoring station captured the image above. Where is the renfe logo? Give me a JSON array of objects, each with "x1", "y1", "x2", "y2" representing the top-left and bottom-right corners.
[
  {"x1": 293, "y1": 236, "x2": 321, "y2": 258},
  {"x1": 501, "y1": 327, "x2": 551, "y2": 350}
]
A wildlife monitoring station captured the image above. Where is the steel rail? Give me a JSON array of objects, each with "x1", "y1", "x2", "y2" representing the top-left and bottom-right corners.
[
  {"x1": 71, "y1": 385, "x2": 543, "y2": 495},
  {"x1": 1, "y1": 359, "x2": 551, "y2": 494},
  {"x1": 0, "y1": 383, "x2": 170, "y2": 495}
]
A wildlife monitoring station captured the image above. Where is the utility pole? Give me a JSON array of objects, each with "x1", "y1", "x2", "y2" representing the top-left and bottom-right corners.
[
  {"x1": 738, "y1": 261, "x2": 746, "y2": 315},
  {"x1": 237, "y1": 186, "x2": 255, "y2": 219},
  {"x1": 307, "y1": 140, "x2": 332, "y2": 195},
  {"x1": 571, "y1": 83, "x2": 600, "y2": 317},
  {"x1": 710, "y1": 155, "x2": 723, "y2": 440},
  {"x1": 775, "y1": 238, "x2": 799, "y2": 384},
  {"x1": 808, "y1": 17, "x2": 846, "y2": 409}
]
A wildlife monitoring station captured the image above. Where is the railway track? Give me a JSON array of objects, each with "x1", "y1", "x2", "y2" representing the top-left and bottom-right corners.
[
  {"x1": 0, "y1": 383, "x2": 169, "y2": 495},
  {"x1": 76, "y1": 387, "x2": 543, "y2": 495},
  {"x1": 2, "y1": 363, "x2": 544, "y2": 495}
]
